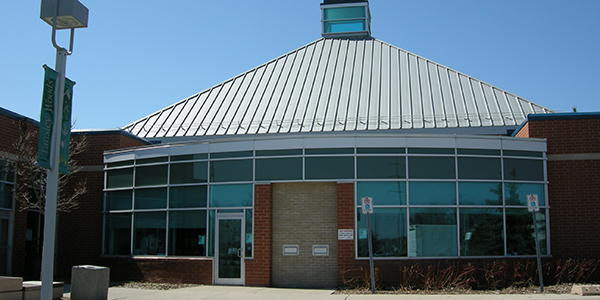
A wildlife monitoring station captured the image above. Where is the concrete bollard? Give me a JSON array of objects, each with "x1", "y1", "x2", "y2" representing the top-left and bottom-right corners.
[{"x1": 71, "y1": 265, "x2": 110, "y2": 300}]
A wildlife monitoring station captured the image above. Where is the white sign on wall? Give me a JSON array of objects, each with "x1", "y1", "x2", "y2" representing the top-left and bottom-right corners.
[{"x1": 338, "y1": 229, "x2": 354, "y2": 240}]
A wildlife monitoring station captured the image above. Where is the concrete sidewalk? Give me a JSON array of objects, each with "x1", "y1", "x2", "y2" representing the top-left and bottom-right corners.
[{"x1": 63, "y1": 285, "x2": 600, "y2": 300}]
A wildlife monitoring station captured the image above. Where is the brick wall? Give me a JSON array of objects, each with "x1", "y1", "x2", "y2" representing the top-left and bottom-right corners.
[
  {"x1": 245, "y1": 184, "x2": 272, "y2": 286},
  {"x1": 529, "y1": 119, "x2": 600, "y2": 155},
  {"x1": 546, "y1": 160, "x2": 600, "y2": 258},
  {"x1": 55, "y1": 131, "x2": 149, "y2": 280},
  {"x1": 337, "y1": 182, "x2": 358, "y2": 286},
  {"x1": 100, "y1": 257, "x2": 213, "y2": 284},
  {"x1": 271, "y1": 182, "x2": 338, "y2": 288},
  {"x1": 0, "y1": 113, "x2": 39, "y2": 277},
  {"x1": 519, "y1": 116, "x2": 600, "y2": 259}
]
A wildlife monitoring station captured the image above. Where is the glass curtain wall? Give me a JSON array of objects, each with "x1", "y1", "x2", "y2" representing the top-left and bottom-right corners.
[
  {"x1": 104, "y1": 144, "x2": 547, "y2": 259},
  {"x1": 103, "y1": 153, "x2": 253, "y2": 257},
  {"x1": 356, "y1": 148, "x2": 548, "y2": 258}
]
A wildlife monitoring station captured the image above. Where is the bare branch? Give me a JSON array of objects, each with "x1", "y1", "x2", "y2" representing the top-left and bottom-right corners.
[{"x1": 1, "y1": 119, "x2": 89, "y2": 214}]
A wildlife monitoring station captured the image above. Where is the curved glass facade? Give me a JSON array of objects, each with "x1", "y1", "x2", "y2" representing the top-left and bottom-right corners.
[{"x1": 103, "y1": 135, "x2": 548, "y2": 259}]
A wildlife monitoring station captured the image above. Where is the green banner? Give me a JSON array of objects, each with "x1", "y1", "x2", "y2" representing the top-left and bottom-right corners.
[
  {"x1": 59, "y1": 77, "x2": 74, "y2": 174},
  {"x1": 37, "y1": 66, "x2": 74, "y2": 174},
  {"x1": 38, "y1": 67, "x2": 57, "y2": 170}
]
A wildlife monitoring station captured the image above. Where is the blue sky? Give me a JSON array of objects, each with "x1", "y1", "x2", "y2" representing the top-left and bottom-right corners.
[{"x1": 1, "y1": 1, "x2": 599, "y2": 130}]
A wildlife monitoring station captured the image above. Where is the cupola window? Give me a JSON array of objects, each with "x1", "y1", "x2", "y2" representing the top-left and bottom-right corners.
[{"x1": 321, "y1": 0, "x2": 371, "y2": 38}]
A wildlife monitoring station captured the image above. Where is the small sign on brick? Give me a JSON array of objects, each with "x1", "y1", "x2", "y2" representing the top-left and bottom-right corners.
[{"x1": 338, "y1": 229, "x2": 354, "y2": 240}]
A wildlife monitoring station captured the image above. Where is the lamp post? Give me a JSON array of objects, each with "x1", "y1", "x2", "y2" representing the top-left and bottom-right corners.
[{"x1": 39, "y1": 1, "x2": 87, "y2": 299}]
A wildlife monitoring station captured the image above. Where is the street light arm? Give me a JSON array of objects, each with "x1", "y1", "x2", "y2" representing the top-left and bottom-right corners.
[{"x1": 50, "y1": 2, "x2": 74, "y2": 55}]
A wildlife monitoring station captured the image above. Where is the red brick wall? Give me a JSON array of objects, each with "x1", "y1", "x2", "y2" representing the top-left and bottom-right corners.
[
  {"x1": 1, "y1": 114, "x2": 18, "y2": 276},
  {"x1": 245, "y1": 184, "x2": 272, "y2": 286},
  {"x1": 525, "y1": 117, "x2": 600, "y2": 259},
  {"x1": 55, "y1": 132, "x2": 149, "y2": 280},
  {"x1": 529, "y1": 119, "x2": 600, "y2": 155},
  {"x1": 337, "y1": 183, "x2": 357, "y2": 286},
  {"x1": 100, "y1": 257, "x2": 213, "y2": 284},
  {"x1": 546, "y1": 160, "x2": 600, "y2": 258},
  {"x1": 0, "y1": 114, "x2": 38, "y2": 277}
]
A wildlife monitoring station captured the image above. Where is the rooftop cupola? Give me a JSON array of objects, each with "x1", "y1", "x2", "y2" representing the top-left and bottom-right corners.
[{"x1": 321, "y1": 0, "x2": 371, "y2": 38}]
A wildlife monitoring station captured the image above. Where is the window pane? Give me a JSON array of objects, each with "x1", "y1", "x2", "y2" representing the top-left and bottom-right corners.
[
  {"x1": 170, "y1": 162, "x2": 208, "y2": 184},
  {"x1": 408, "y1": 157, "x2": 455, "y2": 179},
  {"x1": 357, "y1": 156, "x2": 406, "y2": 179},
  {"x1": 208, "y1": 210, "x2": 215, "y2": 257},
  {"x1": 169, "y1": 186, "x2": 207, "y2": 208},
  {"x1": 409, "y1": 182, "x2": 456, "y2": 205},
  {"x1": 504, "y1": 183, "x2": 545, "y2": 206},
  {"x1": 459, "y1": 182, "x2": 502, "y2": 205},
  {"x1": 106, "y1": 168, "x2": 133, "y2": 189},
  {"x1": 104, "y1": 213, "x2": 131, "y2": 255},
  {"x1": 0, "y1": 219, "x2": 8, "y2": 246},
  {"x1": 503, "y1": 159, "x2": 544, "y2": 181},
  {"x1": 256, "y1": 149, "x2": 302, "y2": 157},
  {"x1": 246, "y1": 209, "x2": 253, "y2": 257},
  {"x1": 324, "y1": 20, "x2": 366, "y2": 33},
  {"x1": 134, "y1": 188, "x2": 167, "y2": 209},
  {"x1": 357, "y1": 208, "x2": 407, "y2": 257},
  {"x1": 458, "y1": 157, "x2": 501, "y2": 179},
  {"x1": 106, "y1": 160, "x2": 133, "y2": 168},
  {"x1": 503, "y1": 150, "x2": 543, "y2": 158},
  {"x1": 133, "y1": 212, "x2": 166, "y2": 255},
  {"x1": 0, "y1": 183, "x2": 13, "y2": 209},
  {"x1": 210, "y1": 184, "x2": 253, "y2": 207},
  {"x1": 136, "y1": 157, "x2": 167, "y2": 165},
  {"x1": 168, "y1": 211, "x2": 207, "y2": 256},
  {"x1": 408, "y1": 148, "x2": 455, "y2": 155},
  {"x1": 305, "y1": 157, "x2": 354, "y2": 180},
  {"x1": 256, "y1": 158, "x2": 302, "y2": 181},
  {"x1": 171, "y1": 154, "x2": 208, "y2": 161},
  {"x1": 357, "y1": 148, "x2": 405, "y2": 154},
  {"x1": 324, "y1": 6, "x2": 365, "y2": 20},
  {"x1": 506, "y1": 208, "x2": 547, "y2": 255},
  {"x1": 135, "y1": 165, "x2": 168, "y2": 187},
  {"x1": 460, "y1": 208, "x2": 504, "y2": 256},
  {"x1": 0, "y1": 249, "x2": 5, "y2": 276},
  {"x1": 409, "y1": 208, "x2": 457, "y2": 257},
  {"x1": 356, "y1": 182, "x2": 406, "y2": 205},
  {"x1": 105, "y1": 190, "x2": 132, "y2": 210},
  {"x1": 210, "y1": 151, "x2": 253, "y2": 159},
  {"x1": 0, "y1": 161, "x2": 15, "y2": 182},
  {"x1": 457, "y1": 149, "x2": 500, "y2": 156},
  {"x1": 305, "y1": 148, "x2": 354, "y2": 155},
  {"x1": 210, "y1": 160, "x2": 253, "y2": 182}
]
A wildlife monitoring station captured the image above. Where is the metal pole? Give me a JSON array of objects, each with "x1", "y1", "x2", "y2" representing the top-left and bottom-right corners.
[
  {"x1": 366, "y1": 212, "x2": 376, "y2": 294},
  {"x1": 40, "y1": 46, "x2": 67, "y2": 300},
  {"x1": 532, "y1": 211, "x2": 544, "y2": 292}
]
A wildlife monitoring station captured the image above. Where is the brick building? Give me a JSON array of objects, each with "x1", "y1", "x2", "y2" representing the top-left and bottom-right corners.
[
  {"x1": 0, "y1": 107, "x2": 148, "y2": 280},
  {"x1": 1, "y1": 0, "x2": 598, "y2": 289},
  {"x1": 513, "y1": 112, "x2": 600, "y2": 259}
]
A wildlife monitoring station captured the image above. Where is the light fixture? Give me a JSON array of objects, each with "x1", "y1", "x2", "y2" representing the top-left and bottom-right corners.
[{"x1": 40, "y1": 0, "x2": 89, "y2": 30}]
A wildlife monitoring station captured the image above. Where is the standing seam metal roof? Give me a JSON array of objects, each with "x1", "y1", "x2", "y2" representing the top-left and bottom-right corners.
[{"x1": 123, "y1": 38, "x2": 554, "y2": 139}]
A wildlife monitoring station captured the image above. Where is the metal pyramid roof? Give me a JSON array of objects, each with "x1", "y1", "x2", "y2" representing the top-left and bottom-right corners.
[{"x1": 123, "y1": 38, "x2": 554, "y2": 139}]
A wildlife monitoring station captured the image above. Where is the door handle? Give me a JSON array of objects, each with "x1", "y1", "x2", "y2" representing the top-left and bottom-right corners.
[{"x1": 237, "y1": 248, "x2": 243, "y2": 258}]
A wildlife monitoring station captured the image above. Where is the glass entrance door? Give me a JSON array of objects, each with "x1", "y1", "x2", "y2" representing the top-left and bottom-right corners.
[{"x1": 215, "y1": 214, "x2": 244, "y2": 285}]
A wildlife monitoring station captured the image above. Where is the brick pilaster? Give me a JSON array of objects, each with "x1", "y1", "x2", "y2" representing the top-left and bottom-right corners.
[{"x1": 245, "y1": 184, "x2": 272, "y2": 286}]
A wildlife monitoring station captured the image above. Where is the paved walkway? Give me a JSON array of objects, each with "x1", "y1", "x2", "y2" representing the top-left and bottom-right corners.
[{"x1": 63, "y1": 285, "x2": 600, "y2": 300}]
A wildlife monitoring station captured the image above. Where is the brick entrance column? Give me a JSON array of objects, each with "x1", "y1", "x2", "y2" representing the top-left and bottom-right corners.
[
  {"x1": 337, "y1": 182, "x2": 356, "y2": 287},
  {"x1": 245, "y1": 184, "x2": 272, "y2": 286}
]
